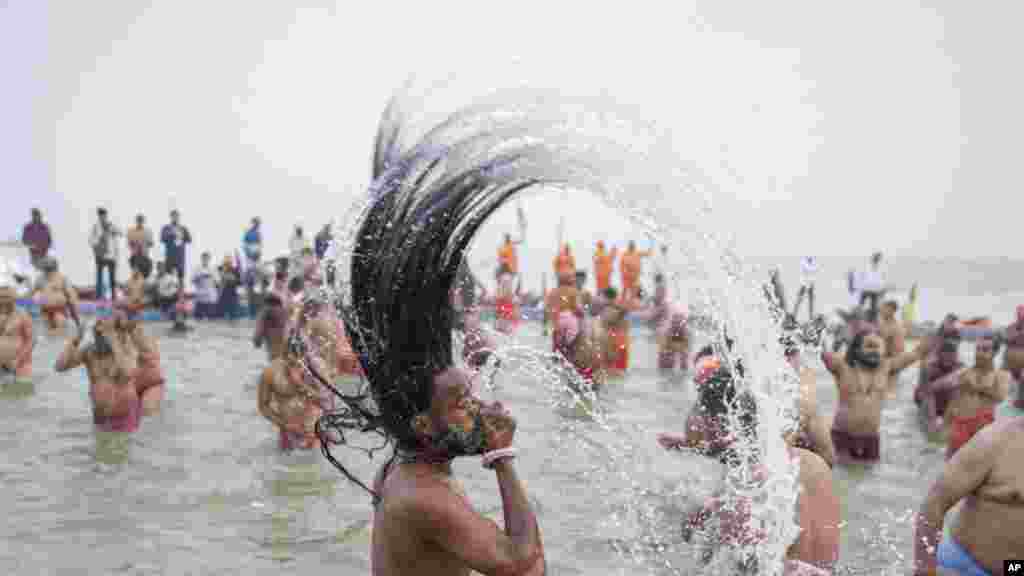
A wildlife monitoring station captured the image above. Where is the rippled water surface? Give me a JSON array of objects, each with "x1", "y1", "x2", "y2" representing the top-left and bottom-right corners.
[{"x1": 0, "y1": 318, "x2": 964, "y2": 575}]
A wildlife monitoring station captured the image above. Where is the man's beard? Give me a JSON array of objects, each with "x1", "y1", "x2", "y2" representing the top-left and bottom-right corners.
[
  {"x1": 93, "y1": 332, "x2": 113, "y2": 356},
  {"x1": 854, "y1": 348, "x2": 882, "y2": 369},
  {"x1": 433, "y1": 411, "x2": 488, "y2": 458}
]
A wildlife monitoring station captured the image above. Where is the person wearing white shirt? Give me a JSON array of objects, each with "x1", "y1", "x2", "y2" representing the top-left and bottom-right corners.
[
  {"x1": 792, "y1": 256, "x2": 818, "y2": 321},
  {"x1": 89, "y1": 207, "x2": 122, "y2": 301},
  {"x1": 191, "y1": 252, "x2": 220, "y2": 320},
  {"x1": 289, "y1": 225, "x2": 309, "y2": 257},
  {"x1": 859, "y1": 252, "x2": 886, "y2": 321}
]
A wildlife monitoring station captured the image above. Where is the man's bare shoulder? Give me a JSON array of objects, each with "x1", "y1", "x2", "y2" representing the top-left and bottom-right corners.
[
  {"x1": 792, "y1": 447, "x2": 831, "y2": 484},
  {"x1": 380, "y1": 467, "x2": 467, "y2": 519}
]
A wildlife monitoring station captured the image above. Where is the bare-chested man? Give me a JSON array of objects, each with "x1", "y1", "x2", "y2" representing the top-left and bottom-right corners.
[
  {"x1": 257, "y1": 336, "x2": 328, "y2": 451},
  {"x1": 544, "y1": 271, "x2": 581, "y2": 346},
  {"x1": 115, "y1": 264, "x2": 147, "y2": 319},
  {"x1": 1003, "y1": 305, "x2": 1024, "y2": 391},
  {"x1": 55, "y1": 312, "x2": 165, "y2": 431},
  {"x1": 33, "y1": 257, "x2": 77, "y2": 333},
  {"x1": 595, "y1": 287, "x2": 640, "y2": 375},
  {"x1": 823, "y1": 325, "x2": 936, "y2": 463},
  {"x1": 253, "y1": 292, "x2": 289, "y2": 362},
  {"x1": 553, "y1": 310, "x2": 605, "y2": 391},
  {"x1": 913, "y1": 416, "x2": 1024, "y2": 576},
  {"x1": 944, "y1": 336, "x2": 1010, "y2": 460},
  {"x1": 916, "y1": 338, "x2": 965, "y2": 435},
  {"x1": 877, "y1": 300, "x2": 906, "y2": 389},
  {"x1": 657, "y1": 352, "x2": 839, "y2": 574},
  {"x1": 0, "y1": 285, "x2": 34, "y2": 383},
  {"x1": 493, "y1": 264, "x2": 519, "y2": 334}
]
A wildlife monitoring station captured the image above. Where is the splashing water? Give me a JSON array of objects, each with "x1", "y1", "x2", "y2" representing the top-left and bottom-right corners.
[{"x1": 319, "y1": 80, "x2": 806, "y2": 575}]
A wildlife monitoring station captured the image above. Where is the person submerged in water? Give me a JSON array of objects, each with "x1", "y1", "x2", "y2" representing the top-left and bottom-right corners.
[
  {"x1": 594, "y1": 287, "x2": 641, "y2": 376},
  {"x1": 553, "y1": 310, "x2": 605, "y2": 391},
  {"x1": 33, "y1": 257, "x2": 77, "y2": 334},
  {"x1": 55, "y1": 312, "x2": 165, "y2": 432},
  {"x1": 915, "y1": 336, "x2": 965, "y2": 435},
  {"x1": 0, "y1": 284, "x2": 34, "y2": 383},
  {"x1": 656, "y1": 349, "x2": 839, "y2": 574},
  {"x1": 943, "y1": 336, "x2": 1010, "y2": 460},
  {"x1": 115, "y1": 263, "x2": 148, "y2": 319},
  {"x1": 252, "y1": 291, "x2": 288, "y2": 362},
  {"x1": 822, "y1": 322, "x2": 937, "y2": 463},
  {"x1": 257, "y1": 334, "x2": 329, "y2": 451},
  {"x1": 1002, "y1": 305, "x2": 1024, "y2": 389},
  {"x1": 492, "y1": 263, "x2": 519, "y2": 334},
  {"x1": 913, "y1": 415, "x2": 1024, "y2": 576},
  {"x1": 544, "y1": 268, "x2": 581, "y2": 342}
]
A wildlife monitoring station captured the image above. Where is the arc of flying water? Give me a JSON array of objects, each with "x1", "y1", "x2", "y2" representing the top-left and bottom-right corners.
[{"x1": 321, "y1": 82, "x2": 802, "y2": 575}]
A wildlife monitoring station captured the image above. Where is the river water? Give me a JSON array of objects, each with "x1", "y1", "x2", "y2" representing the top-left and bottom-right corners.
[{"x1": 0, "y1": 317, "x2": 975, "y2": 575}]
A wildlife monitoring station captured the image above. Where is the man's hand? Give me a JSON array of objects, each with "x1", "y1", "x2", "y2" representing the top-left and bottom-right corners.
[{"x1": 481, "y1": 402, "x2": 516, "y2": 451}]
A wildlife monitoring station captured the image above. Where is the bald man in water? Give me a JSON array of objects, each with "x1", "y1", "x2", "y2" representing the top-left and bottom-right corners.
[
  {"x1": 55, "y1": 313, "x2": 164, "y2": 430},
  {"x1": 0, "y1": 285, "x2": 34, "y2": 383},
  {"x1": 914, "y1": 416, "x2": 1024, "y2": 576}
]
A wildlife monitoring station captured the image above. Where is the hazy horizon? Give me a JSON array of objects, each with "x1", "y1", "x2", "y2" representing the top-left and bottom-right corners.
[{"x1": 3, "y1": 1, "x2": 1021, "y2": 288}]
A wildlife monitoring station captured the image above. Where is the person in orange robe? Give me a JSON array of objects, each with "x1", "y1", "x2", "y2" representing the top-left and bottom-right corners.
[
  {"x1": 497, "y1": 233, "x2": 520, "y2": 275},
  {"x1": 553, "y1": 244, "x2": 575, "y2": 280},
  {"x1": 593, "y1": 241, "x2": 618, "y2": 293},
  {"x1": 620, "y1": 240, "x2": 652, "y2": 300}
]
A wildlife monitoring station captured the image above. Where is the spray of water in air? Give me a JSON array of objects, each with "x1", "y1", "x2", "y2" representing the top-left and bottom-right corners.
[{"x1": 313, "y1": 79, "x2": 807, "y2": 575}]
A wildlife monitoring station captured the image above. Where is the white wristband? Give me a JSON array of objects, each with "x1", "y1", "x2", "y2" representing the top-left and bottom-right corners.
[{"x1": 482, "y1": 447, "x2": 517, "y2": 469}]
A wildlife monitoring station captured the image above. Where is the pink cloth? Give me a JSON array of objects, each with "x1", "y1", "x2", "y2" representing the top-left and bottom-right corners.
[
  {"x1": 556, "y1": 310, "x2": 579, "y2": 344},
  {"x1": 94, "y1": 399, "x2": 141, "y2": 433}
]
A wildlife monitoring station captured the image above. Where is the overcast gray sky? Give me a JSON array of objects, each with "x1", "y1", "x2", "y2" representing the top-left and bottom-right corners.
[{"x1": 2, "y1": 0, "x2": 1021, "y2": 288}]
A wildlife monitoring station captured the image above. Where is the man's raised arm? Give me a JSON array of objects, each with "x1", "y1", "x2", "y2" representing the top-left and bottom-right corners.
[{"x1": 417, "y1": 461, "x2": 545, "y2": 576}]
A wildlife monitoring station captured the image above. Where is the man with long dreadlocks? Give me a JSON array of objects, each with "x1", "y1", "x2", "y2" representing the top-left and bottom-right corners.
[
  {"x1": 822, "y1": 322, "x2": 938, "y2": 463},
  {"x1": 315, "y1": 94, "x2": 546, "y2": 576}
]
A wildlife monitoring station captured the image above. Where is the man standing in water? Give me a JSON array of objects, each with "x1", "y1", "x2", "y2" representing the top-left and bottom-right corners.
[
  {"x1": 160, "y1": 210, "x2": 191, "y2": 286},
  {"x1": 126, "y1": 214, "x2": 154, "y2": 279},
  {"x1": 493, "y1": 264, "x2": 519, "y2": 334},
  {"x1": 1002, "y1": 305, "x2": 1024, "y2": 389},
  {"x1": 619, "y1": 240, "x2": 651, "y2": 300},
  {"x1": 823, "y1": 324, "x2": 936, "y2": 463},
  {"x1": 877, "y1": 300, "x2": 907, "y2": 390},
  {"x1": 916, "y1": 337, "x2": 964, "y2": 435},
  {"x1": 944, "y1": 336, "x2": 1010, "y2": 459},
  {"x1": 0, "y1": 284, "x2": 34, "y2": 383},
  {"x1": 55, "y1": 312, "x2": 165, "y2": 430},
  {"x1": 553, "y1": 310, "x2": 605, "y2": 391},
  {"x1": 21, "y1": 208, "x2": 52, "y2": 271},
  {"x1": 33, "y1": 257, "x2": 77, "y2": 333},
  {"x1": 913, "y1": 415, "x2": 1024, "y2": 576}
]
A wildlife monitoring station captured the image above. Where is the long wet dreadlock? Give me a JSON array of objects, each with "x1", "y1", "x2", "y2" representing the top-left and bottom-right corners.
[{"x1": 310, "y1": 87, "x2": 634, "y2": 502}]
